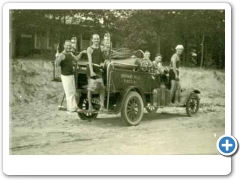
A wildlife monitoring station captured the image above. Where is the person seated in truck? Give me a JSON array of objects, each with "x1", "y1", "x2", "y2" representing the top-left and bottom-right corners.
[
  {"x1": 152, "y1": 53, "x2": 163, "y2": 72},
  {"x1": 153, "y1": 53, "x2": 169, "y2": 75},
  {"x1": 143, "y1": 50, "x2": 153, "y2": 66},
  {"x1": 152, "y1": 53, "x2": 168, "y2": 87},
  {"x1": 134, "y1": 50, "x2": 153, "y2": 72},
  {"x1": 86, "y1": 34, "x2": 109, "y2": 114},
  {"x1": 143, "y1": 50, "x2": 151, "y2": 60}
]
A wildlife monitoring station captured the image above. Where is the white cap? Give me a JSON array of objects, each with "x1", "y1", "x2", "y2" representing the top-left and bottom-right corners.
[{"x1": 175, "y1": 45, "x2": 184, "y2": 50}]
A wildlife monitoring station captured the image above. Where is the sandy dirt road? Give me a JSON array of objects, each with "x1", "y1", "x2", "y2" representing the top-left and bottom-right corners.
[{"x1": 10, "y1": 103, "x2": 224, "y2": 155}]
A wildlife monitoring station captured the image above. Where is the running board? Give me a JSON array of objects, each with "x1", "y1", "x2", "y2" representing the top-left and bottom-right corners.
[{"x1": 58, "y1": 106, "x2": 118, "y2": 114}]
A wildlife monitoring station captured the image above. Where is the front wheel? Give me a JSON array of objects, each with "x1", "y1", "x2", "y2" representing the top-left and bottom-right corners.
[
  {"x1": 186, "y1": 93, "x2": 200, "y2": 117},
  {"x1": 121, "y1": 91, "x2": 144, "y2": 126}
]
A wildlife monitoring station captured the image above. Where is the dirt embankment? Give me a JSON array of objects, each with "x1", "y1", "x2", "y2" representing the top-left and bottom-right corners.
[
  {"x1": 180, "y1": 67, "x2": 225, "y2": 112},
  {"x1": 10, "y1": 59, "x2": 63, "y2": 107},
  {"x1": 10, "y1": 59, "x2": 225, "y2": 110}
]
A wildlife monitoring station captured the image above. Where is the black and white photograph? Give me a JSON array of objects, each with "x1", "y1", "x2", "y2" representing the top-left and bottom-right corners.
[
  {"x1": 2, "y1": 2, "x2": 234, "y2": 176},
  {"x1": 8, "y1": 8, "x2": 226, "y2": 155}
]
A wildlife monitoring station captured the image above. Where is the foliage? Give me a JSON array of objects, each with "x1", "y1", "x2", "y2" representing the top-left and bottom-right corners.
[
  {"x1": 11, "y1": 9, "x2": 225, "y2": 69},
  {"x1": 115, "y1": 10, "x2": 225, "y2": 68}
]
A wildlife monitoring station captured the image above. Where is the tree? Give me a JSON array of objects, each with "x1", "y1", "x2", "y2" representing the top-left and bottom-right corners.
[{"x1": 11, "y1": 9, "x2": 225, "y2": 69}]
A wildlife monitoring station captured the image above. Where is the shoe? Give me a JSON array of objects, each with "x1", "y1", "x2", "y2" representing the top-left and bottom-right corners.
[
  {"x1": 99, "y1": 107, "x2": 108, "y2": 114},
  {"x1": 175, "y1": 102, "x2": 184, "y2": 107},
  {"x1": 76, "y1": 108, "x2": 83, "y2": 113},
  {"x1": 67, "y1": 108, "x2": 83, "y2": 114},
  {"x1": 87, "y1": 107, "x2": 96, "y2": 113},
  {"x1": 66, "y1": 111, "x2": 73, "y2": 115}
]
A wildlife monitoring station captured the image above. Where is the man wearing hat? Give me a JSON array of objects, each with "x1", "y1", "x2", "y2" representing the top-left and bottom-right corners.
[{"x1": 169, "y1": 45, "x2": 184, "y2": 105}]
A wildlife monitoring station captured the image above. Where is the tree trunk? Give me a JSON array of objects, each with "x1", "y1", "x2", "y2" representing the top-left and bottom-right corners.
[
  {"x1": 200, "y1": 34, "x2": 205, "y2": 68},
  {"x1": 51, "y1": 36, "x2": 54, "y2": 55},
  {"x1": 209, "y1": 50, "x2": 213, "y2": 68},
  {"x1": 157, "y1": 34, "x2": 160, "y2": 53},
  {"x1": 79, "y1": 34, "x2": 83, "y2": 51},
  {"x1": 10, "y1": 29, "x2": 16, "y2": 58},
  {"x1": 183, "y1": 51, "x2": 186, "y2": 66},
  {"x1": 204, "y1": 43, "x2": 208, "y2": 67},
  {"x1": 219, "y1": 47, "x2": 222, "y2": 69},
  {"x1": 40, "y1": 32, "x2": 43, "y2": 55},
  {"x1": 186, "y1": 42, "x2": 189, "y2": 65},
  {"x1": 64, "y1": 13, "x2": 66, "y2": 25}
]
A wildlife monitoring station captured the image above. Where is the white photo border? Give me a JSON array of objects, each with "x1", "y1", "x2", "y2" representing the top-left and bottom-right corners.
[{"x1": 3, "y1": 2, "x2": 231, "y2": 175}]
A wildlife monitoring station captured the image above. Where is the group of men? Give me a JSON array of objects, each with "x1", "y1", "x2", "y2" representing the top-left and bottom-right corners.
[
  {"x1": 55, "y1": 33, "x2": 184, "y2": 114},
  {"x1": 138, "y1": 45, "x2": 184, "y2": 105},
  {"x1": 55, "y1": 34, "x2": 107, "y2": 114}
]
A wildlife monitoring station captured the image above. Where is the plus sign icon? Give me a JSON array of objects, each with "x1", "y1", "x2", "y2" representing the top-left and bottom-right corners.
[{"x1": 217, "y1": 135, "x2": 238, "y2": 156}]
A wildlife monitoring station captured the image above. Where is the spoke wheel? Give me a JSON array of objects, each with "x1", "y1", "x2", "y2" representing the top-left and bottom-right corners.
[
  {"x1": 186, "y1": 93, "x2": 200, "y2": 117},
  {"x1": 121, "y1": 91, "x2": 144, "y2": 126},
  {"x1": 146, "y1": 103, "x2": 158, "y2": 113},
  {"x1": 78, "y1": 95, "x2": 98, "y2": 120}
]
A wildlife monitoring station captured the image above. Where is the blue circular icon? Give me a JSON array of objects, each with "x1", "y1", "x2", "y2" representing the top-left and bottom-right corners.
[{"x1": 217, "y1": 135, "x2": 238, "y2": 156}]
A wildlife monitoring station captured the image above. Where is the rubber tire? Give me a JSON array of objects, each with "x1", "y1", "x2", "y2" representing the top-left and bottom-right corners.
[
  {"x1": 146, "y1": 104, "x2": 158, "y2": 114},
  {"x1": 186, "y1": 93, "x2": 200, "y2": 117},
  {"x1": 121, "y1": 91, "x2": 144, "y2": 126},
  {"x1": 78, "y1": 96, "x2": 98, "y2": 121},
  {"x1": 78, "y1": 112, "x2": 98, "y2": 121}
]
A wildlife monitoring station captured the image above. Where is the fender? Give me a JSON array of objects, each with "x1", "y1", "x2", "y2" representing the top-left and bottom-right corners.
[
  {"x1": 179, "y1": 88, "x2": 201, "y2": 105},
  {"x1": 113, "y1": 86, "x2": 147, "y2": 113}
]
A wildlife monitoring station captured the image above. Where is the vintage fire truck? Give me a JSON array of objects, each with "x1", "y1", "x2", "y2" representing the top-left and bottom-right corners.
[
  {"x1": 53, "y1": 34, "x2": 200, "y2": 126},
  {"x1": 72, "y1": 57, "x2": 200, "y2": 126}
]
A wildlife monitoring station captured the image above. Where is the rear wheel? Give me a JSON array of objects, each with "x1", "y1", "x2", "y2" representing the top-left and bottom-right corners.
[
  {"x1": 121, "y1": 91, "x2": 144, "y2": 126},
  {"x1": 146, "y1": 103, "x2": 158, "y2": 113},
  {"x1": 186, "y1": 93, "x2": 200, "y2": 117},
  {"x1": 78, "y1": 95, "x2": 98, "y2": 121}
]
